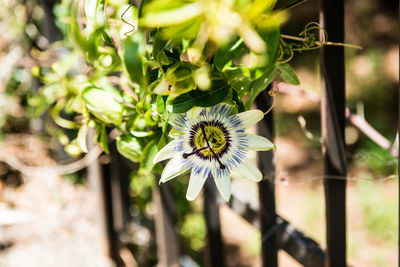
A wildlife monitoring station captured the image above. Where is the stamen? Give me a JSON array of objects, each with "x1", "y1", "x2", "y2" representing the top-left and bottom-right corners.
[
  {"x1": 200, "y1": 124, "x2": 226, "y2": 170},
  {"x1": 182, "y1": 147, "x2": 207, "y2": 159}
]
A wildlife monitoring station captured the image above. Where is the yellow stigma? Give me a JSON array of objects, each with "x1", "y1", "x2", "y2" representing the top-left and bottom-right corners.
[{"x1": 193, "y1": 125, "x2": 227, "y2": 157}]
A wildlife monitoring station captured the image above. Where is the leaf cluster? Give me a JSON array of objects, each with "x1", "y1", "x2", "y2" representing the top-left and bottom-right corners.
[{"x1": 32, "y1": 0, "x2": 302, "y2": 173}]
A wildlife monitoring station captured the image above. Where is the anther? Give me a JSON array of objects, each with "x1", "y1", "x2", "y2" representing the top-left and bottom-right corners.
[{"x1": 182, "y1": 147, "x2": 207, "y2": 159}]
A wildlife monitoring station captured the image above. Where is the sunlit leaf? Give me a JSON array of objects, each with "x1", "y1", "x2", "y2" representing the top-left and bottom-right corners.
[
  {"x1": 258, "y1": 25, "x2": 280, "y2": 68},
  {"x1": 244, "y1": 0, "x2": 276, "y2": 22},
  {"x1": 81, "y1": 85, "x2": 123, "y2": 124},
  {"x1": 161, "y1": 17, "x2": 202, "y2": 41},
  {"x1": 153, "y1": 62, "x2": 196, "y2": 96},
  {"x1": 245, "y1": 67, "x2": 276, "y2": 108},
  {"x1": 69, "y1": 1, "x2": 89, "y2": 51},
  {"x1": 85, "y1": 0, "x2": 106, "y2": 29},
  {"x1": 116, "y1": 134, "x2": 143, "y2": 163},
  {"x1": 140, "y1": 140, "x2": 158, "y2": 174},
  {"x1": 99, "y1": 123, "x2": 109, "y2": 154},
  {"x1": 153, "y1": 32, "x2": 171, "y2": 66},
  {"x1": 123, "y1": 32, "x2": 147, "y2": 86},
  {"x1": 277, "y1": 63, "x2": 300, "y2": 85},
  {"x1": 140, "y1": 2, "x2": 203, "y2": 27},
  {"x1": 156, "y1": 95, "x2": 166, "y2": 114},
  {"x1": 214, "y1": 38, "x2": 245, "y2": 71}
]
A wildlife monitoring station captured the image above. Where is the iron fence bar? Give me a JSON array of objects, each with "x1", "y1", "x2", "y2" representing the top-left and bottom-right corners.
[
  {"x1": 229, "y1": 194, "x2": 325, "y2": 267},
  {"x1": 276, "y1": 216, "x2": 325, "y2": 267},
  {"x1": 397, "y1": 18, "x2": 399, "y2": 267},
  {"x1": 320, "y1": 0, "x2": 347, "y2": 266},
  {"x1": 204, "y1": 179, "x2": 225, "y2": 267},
  {"x1": 109, "y1": 143, "x2": 132, "y2": 233},
  {"x1": 255, "y1": 89, "x2": 278, "y2": 267},
  {"x1": 40, "y1": 0, "x2": 61, "y2": 43},
  {"x1": 99, "y1": 153, "x2": 124, "y2": 266},
  {"x1": 229, "y1": 192, "x2": 259, "y2": 228}
]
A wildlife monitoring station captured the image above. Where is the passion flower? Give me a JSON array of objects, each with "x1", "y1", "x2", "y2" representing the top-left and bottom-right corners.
[{"x1": 154, "y1": 104, "x2": 274, "y2": 201}]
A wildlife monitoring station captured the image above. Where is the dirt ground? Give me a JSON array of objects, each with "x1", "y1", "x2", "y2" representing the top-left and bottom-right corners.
[{"x1": 0, "y1": 134, "x2": 113, "y2": 267}]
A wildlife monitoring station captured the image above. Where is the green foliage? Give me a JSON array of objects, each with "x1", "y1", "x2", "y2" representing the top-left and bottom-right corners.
[
  {"x1": 81, "y1": 85, "x2": 123, "y2": 125},
  {"x1": 85, "y1": 0, "x2": 106, "y2": 29},
  {"x1": 167, "y1": 79, "x2": 229, "y2": 113},
  {"x1": 29, "y1": 4, "x2": 305, "y2": 253},
  {"x1": 124, "y1": 32, "x2": 147, "y2": 86},
  {"x1": 116, "y1": 134, "x2": 143, "y2": 163},
  {"x1": 31, "y1": 0, "x2": 303, "y2": 165},
  {"x1": 139, "y1": 140, "x2": 158, "y2": 175},
  {"x1": 277, "y1": 63, "x2": 300, "y2": 85}
]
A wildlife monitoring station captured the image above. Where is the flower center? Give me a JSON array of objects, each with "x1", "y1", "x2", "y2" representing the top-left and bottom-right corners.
[
  {"x1": 184, "y1": 121, "x2": 231, "y2": 169},
  {"x1": 193, "y1": 125, "x2": 226, "y2": 156}
]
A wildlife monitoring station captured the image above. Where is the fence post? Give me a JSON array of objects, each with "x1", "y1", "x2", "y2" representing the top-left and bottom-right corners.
[
  {"x1": 109, "y1": 143, "x2": 132, "y2": 234},
  {"x1": 40, "y1": 0, "x2": 61, "y2": 43},
  {"x1": 397, "y1": 27, "x2": 399, "y2": 267},
  {"x1": 87, "y1": 131, "x2": 122, "y2": 266},
  {"x1": 154, "y1": 182, "x2": 181, "y2": 267},
  {"x1": 204, "y1": 179, "x2": 225, "y2": 267},
  {"x1": 255, "y1": 89, "x2": 277, "y2": 267},
  {"x1": 320, "y1": 0, "x2": 347, "y2": 266}
]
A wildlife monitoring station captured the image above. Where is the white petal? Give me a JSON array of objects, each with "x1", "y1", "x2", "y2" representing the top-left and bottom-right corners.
[
  {"x1": 186, "y1": 106, "x2": 203, "y2": 121},
  {"x1": 153, "y1": 140, "x2": 176, "y2": 164},
  {"x1": 245, "y1": 133, "x2": 275, "y2": 151},
  {"x1": 186, "y1": 171, "x2": 207, "y2": 201},
  {"x1": 160, "y1": 157, "x2": 189, "y2": 183},
  {"x1": 168, "y1": 128, "x2": 183, "y2": 138},
  {"x1": 235, "y1": 110, "x2": 264, "y2": 129},
  {"x1": 213, "y1": 173, "x2": 231, "y2": 202},
  {"x1": 235, "y1": 158, "x2": 262, "y2": 182},
  {"x1": 168, "y1": 113, "x2": 187, "y2": 131}
]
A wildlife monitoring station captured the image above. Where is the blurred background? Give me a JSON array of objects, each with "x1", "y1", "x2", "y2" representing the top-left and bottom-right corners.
[{"x1": 0, "y1": 0, "x2": 398, "y2": 266}]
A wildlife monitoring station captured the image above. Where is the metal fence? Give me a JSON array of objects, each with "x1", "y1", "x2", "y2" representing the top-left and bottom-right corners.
[{"x1": 88, "y1": 0, "x2": 351, "y2": 266}]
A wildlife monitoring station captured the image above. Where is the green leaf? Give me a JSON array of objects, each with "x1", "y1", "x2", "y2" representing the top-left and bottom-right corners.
[
  {"x1": 116, "y1": 134, "x2": 142, "y2": 163},
  {"x1": 214, "y1": 38, "x2": 245, "y2": 71},
  {"x1": 140, "y1": 141, "x2": 158, "y2": 175},
  {"x1": 258, "y1": 26, "x2": 280, "y2": 68},
  {"x1": 85, "y1": 0, "x2": 106, "y2": 29},
  {"x1": 152, "y1": 62, "x2": 197, "y2": 96},
  {"x1": 144, "y1": 109, "x2": 157, "y2": 127},
  {"x1": 231, "y1": 77, "x2": 252, "y2": 96},
  {"x1": 153, "y1": 32, "x2": 170, "y2": 66},
  {"x1": 81, "y1": 85, "x2": 123, "y2": 124},
  {"x1": 69, "y1": 1, "x2": 89, "y2": 51},
  {"x1": 156, "y1": 95, "x2": 166, "y2": 114},
  {"x1": 232, "y1": 89, "x2": 245, "y2": 112},
  {"x1": 161, "y1": 17, "x2": 202, "y2": 42},
  {"x1": 124, "y1": 32, "x2": 147, "y2": 86},
  {"x1": 277, "y1": 63, "x2": 300, "y2": 85},
  {"x1": 140, "y1": 2, "x2": 203, "y2": 27},
  {"x1": 245, "y1": 0, "x2": 277, "y2": 22},
  {"x1": 245, "y1": 67, "x2": 276, "y2": 109},
  {"x1": 97, "y1": 124, "x2": 109, "y2": 154},
  {"x1": 167, "y1": 80, "x2": 229, "y2": 113}
]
